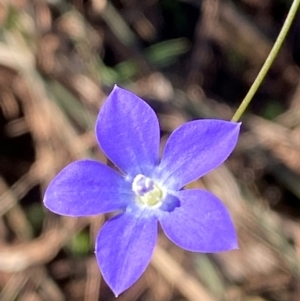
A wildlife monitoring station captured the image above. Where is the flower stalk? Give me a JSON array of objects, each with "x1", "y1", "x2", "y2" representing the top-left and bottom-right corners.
[{"x1": 231, "y1": 0, "x2": 300, "y2": 122}]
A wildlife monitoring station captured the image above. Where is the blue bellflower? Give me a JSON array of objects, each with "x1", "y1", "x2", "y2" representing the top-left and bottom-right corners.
[{"x1": 44, "y1": 86, "x2": 241, "y2": 296}]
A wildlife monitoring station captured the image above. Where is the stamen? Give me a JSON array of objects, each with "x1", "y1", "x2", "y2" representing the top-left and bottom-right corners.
[{"x1": 132, "y1": 174, "x2": 163, "y2": 207}]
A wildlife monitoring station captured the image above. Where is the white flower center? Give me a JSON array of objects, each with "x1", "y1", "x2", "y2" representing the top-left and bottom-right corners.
[{"x1": 132, "y1": 174, "x2": 163, "y2": 207}]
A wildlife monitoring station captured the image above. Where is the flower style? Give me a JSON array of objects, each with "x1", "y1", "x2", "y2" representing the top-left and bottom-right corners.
[{"x1": 44, "y1": 85, "x2": 241, "y2": 296}]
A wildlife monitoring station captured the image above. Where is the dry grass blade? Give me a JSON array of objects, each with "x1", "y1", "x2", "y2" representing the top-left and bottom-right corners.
[
  {"x1": 0, "y1": 218, "x2": 88, "y2": 272},
  {"x1": 0, "y1": 272, "x2": 28, "y2": 301},
  {"x1": 151, "y1": 245, "x2": 217, "y2": 301},
  {"x1": 84, "y1": 258, "x2": 101, "y2": 301}
]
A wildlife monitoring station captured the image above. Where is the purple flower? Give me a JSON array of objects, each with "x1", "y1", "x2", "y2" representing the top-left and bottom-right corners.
[{"x1": 44, "y1": 85, "x2": 240, "y2": 296}]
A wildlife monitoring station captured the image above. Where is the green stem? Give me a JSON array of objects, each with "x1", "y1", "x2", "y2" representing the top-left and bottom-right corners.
[{"x1": 231, "y1": 0, "x2": 300, "y2": 122}]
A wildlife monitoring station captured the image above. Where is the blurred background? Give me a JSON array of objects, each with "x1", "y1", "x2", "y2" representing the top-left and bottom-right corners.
[{"x1": 0, "y1": 0, "x2": 300, "y2": 300}]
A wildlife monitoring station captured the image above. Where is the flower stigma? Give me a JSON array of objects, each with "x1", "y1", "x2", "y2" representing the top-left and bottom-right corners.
[{"x1": 132, "y1": 174, "x2": 163, "y2": 208}]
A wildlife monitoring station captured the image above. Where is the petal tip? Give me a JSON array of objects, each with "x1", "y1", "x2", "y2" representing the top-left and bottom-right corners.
[
  {"x1": 230, "y1": 120, "x2": 242, "y2": 132},
  {"x1": 112, "y1": 289, "x2": 121, "y2": 298},
  {"x1": 229, "y1": 240, "x2": 239, "y2": 251},
  {"x1": 104, "y1": 280, "x2": 127, "y2": 297},
  {"x1": 112, "y1": 84, "x2": 121, "y2": 92},
  {"x1": 236, "y1": 121, "x2": 242, "y2": 129},
  {"x1": 221, "y1": 232, "x2": 239, "y2": 252},
  {"x1": 43, "y1": 196, "x2": 51, "y2": 211}
]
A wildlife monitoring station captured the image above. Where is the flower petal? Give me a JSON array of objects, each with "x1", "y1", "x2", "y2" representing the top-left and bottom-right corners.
[
  {"x1": 96, "y1": 86, "x2": 160, "y2": 177},
  {"x1": 156, "y1": 120, "x2": 240, "y2": 189},
  {"x1": 44, "y1": 160, "x2": 133, "y2": 216},
  {"x1": 96, "y1": 212, "x2": 158, "y2": 296},
  {"x1": 159, "y1": 189, "x2": 237, "y2": 252}
]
